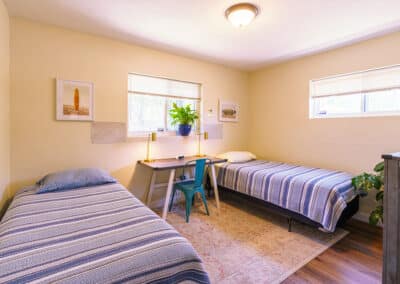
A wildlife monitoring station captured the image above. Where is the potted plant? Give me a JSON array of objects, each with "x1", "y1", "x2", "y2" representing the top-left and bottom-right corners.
[
  {"x1": 169, "y1": 103, "x2": 199, "y2": 136},
  {"x1": 352, "y1": 161, "x2": 384, "y2": 225}
]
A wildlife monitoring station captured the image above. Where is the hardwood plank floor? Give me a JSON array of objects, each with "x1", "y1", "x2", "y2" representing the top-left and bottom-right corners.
[
  {"x1": 283, "y1": 219, "x2": 382, "y2": 284},
  {"x1": 217, "y1": 189, "x2": 382, "y2": 283}
]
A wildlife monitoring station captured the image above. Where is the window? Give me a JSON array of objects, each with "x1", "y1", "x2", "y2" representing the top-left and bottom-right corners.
[
  {"x1": 310, "y1": 65, "x2": 400, "y2": 118},
  {"x1": 127, "y1": 74, "x2": 201, "y2": 136}
]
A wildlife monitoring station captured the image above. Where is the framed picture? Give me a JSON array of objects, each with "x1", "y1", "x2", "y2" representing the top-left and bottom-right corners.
[
  {"x1": 56, "y1": 79, "x2": 94, "y2": 121},
  {"x1": 219, "y1": 100, "x2": 239, "y2": 122}
]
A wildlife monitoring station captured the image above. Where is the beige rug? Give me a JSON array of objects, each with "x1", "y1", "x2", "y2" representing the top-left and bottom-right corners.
[{"x1": 161, "y1": 195, "x2": 348, "y2": 284}]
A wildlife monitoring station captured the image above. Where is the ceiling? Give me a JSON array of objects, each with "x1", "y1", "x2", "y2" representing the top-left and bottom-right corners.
[{"x1": 5, "y1": 0, "x2": 400, "y2": 70}]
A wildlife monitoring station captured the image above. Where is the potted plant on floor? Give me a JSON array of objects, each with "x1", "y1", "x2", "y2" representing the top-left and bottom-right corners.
[
  {"x1": 352, "y1": 161, "x2": 384, "y2": 225},
  {"x1": 169, "y1": 103, "x2": 199, "y2": 136}
]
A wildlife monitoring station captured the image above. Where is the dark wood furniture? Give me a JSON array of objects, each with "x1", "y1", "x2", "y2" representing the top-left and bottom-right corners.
[
  {"x1": 138, "y1": 156, "x2": 227, "y2": 219},
  {"x1": 382, "y1": 152, "x2": 400, "y2": 284}
]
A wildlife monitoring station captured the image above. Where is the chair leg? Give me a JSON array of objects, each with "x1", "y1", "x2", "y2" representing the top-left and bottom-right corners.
[
  {"x1": 185, "y1": 192, "x2": 194, "y2": 223},
  {"x1": 169, "y1": 188, "x2": 176, "y2": 212},
  {"x1": 200, "y1": 190, "x2": 210, "y2": 216}
]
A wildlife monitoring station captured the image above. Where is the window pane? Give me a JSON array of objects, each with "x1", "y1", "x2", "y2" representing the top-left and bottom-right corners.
[
  {"x1": 128, "y1": 94, "x2": 166, "y2": 132},
  {"x1": 166, "y1": 99, "x2": 198, "y2": 131},
  {"x1": 314, "y1": 94, "x2": 362, "y2": 116},
  {"x1": 366, "y1": 89, "x2": 400, "y2": 113}
]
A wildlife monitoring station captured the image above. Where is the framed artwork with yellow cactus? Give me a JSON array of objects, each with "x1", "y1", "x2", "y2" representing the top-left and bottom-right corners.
[{"x1": 56, "y1": 79, "x2": 94, "y2": 121}]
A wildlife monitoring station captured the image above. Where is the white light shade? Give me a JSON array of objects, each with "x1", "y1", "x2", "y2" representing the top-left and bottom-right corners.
[{"x1": 225, "y1": 3, "x2": 258, "y2": 28}]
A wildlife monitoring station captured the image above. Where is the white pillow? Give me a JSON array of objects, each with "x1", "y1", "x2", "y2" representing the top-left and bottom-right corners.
[{"x1": 217, "y1": 151, "x2": 256, "y2": 163}]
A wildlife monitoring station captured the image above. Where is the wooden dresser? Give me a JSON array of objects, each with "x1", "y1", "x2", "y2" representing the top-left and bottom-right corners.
[{"x1": 382, "y1": 153, "x2": 400, "y2": 284}]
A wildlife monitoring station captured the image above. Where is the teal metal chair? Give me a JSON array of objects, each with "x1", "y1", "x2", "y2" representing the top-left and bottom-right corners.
[{"x1": 169, "y1": 158, "x2": 210, "y2": 222}]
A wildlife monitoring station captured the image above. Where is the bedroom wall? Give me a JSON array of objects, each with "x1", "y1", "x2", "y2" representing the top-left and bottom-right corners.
[
  {"x1": 249, "y1": 31, "x2": 400, "y2": 219},
  {"x1": 0, "y1": 0, "x2": 10, "y2": 214},
  {"x1": 9, "y1": 18, "x2": 249, "y2": 205}
]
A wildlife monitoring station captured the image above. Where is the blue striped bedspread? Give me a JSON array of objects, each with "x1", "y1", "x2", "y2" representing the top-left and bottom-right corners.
[
  {"x1": 0, "y1": 183, "x2": 210, "y2": 284},
  {"x1": 216, "y1": 160, "x2": 356, "y2": 232}
]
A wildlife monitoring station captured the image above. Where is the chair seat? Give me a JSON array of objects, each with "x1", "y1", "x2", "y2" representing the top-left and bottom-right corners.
[{"x1": 175, "y1": 181, "x2": 202, "y2": 192}]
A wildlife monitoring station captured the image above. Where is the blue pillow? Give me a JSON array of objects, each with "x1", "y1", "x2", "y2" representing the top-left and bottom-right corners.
[{"x1": 36, "y1": 168, "x2": 117, "y2": 193}]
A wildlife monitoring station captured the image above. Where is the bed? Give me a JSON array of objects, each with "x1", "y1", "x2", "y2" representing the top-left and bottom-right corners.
[
  {"x1": 0, "y1": 182, "x2": 210, "y2": 283},
  {"x1": 216, "y1": 159, "x2": 358, "y2": 232}
]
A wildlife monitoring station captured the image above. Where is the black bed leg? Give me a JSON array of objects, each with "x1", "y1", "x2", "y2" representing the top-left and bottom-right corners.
[{"x1": 288, "y1": 218, "x2": 292, "y2": 232}]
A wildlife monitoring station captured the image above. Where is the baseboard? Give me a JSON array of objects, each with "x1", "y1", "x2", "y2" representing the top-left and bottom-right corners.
[
  {"x1": 149, "y1": 190, "x2": 183, "y2": 209},
  {"x1": 352, "y1": 212, "x2": 383, "y2": 227}
]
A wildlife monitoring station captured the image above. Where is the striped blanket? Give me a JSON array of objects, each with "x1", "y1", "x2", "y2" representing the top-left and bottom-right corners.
[
  {"x1": 217, "y1": 160, "x2": 356, "y2": 232},
  {"x1": 0, "y1": 183, "x2": 210, "y2": 284}
]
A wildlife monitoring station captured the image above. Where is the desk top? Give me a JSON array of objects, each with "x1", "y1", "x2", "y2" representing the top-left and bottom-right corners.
[{"x1": 138, "y1": 155, "x2": 227, "y2": 170}]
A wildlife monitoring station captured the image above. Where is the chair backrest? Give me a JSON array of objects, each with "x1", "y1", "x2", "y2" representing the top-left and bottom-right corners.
[{"x1": 183, "y1": 158, "x2": 210, "y2": 187}]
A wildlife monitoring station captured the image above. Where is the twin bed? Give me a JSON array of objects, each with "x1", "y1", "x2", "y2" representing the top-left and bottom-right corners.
[
  {"x1": 216, "y1": 159, "x2": 358, "y2": 232},
  {"x1": 0, "y1": 157, "x2": 358, "y2": 283},
  {"x1": 0, "y1": 182, "x2": 210, "y2": 284}
]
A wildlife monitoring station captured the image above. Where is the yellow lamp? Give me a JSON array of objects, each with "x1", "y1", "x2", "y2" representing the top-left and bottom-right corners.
[
  {"x1": 144, "y1": 132, "x2": 157, "y2": 162},
  {"x1": 196, "y1": 131, "x2": 209, "y2": 157}
]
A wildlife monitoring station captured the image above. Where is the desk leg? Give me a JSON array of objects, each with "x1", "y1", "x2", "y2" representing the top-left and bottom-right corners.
[
  {"x1": 210, "y1": 164, "x2": 220, "y2": 212},
  {"x1": 162, "y1": 169, "x2": 176, "y2": 220},
  {"x1": 146, "y1": 171, "x2": 157, "y2": 207}
]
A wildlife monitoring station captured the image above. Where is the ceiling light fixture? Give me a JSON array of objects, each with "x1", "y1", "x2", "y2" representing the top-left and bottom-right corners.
[{"x1": 225, "y1": 3, "x2": 259, "y2": 28}]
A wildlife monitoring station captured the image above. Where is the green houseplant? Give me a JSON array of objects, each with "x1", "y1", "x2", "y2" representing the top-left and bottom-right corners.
[
  {"x1": 169, "y1": 103, "x2": 199, "y2": 136},
  {"x1": 352, "y1": 161, "x2": 384, "y2": 225}
]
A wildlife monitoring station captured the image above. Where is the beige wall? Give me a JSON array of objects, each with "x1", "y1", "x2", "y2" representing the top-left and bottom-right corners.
[
  {"x1": 8, "y1": 15, "x2": 400, "y2": 219},
  {"x1": 9, "y1": 18, "x2": 249, "y2": 206},
  {"x1": 249, "y1": 31, "x2": 400, "y2": 218},
  {"x1": 0, "y1": 0, "x2": 10, "y2": 214}
]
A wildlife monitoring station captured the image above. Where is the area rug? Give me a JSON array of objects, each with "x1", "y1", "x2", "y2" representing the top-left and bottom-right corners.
[{"x1": 161, "y1": 195, "x2": 349, "y2": 284}]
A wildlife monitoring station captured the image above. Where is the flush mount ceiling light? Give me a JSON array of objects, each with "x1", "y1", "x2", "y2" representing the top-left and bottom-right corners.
[{"x1": 225, "y1": 2, "x2": 259, "y2": 28}]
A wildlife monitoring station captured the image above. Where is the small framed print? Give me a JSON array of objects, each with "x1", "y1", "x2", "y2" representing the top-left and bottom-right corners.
[
  {"x1": 219, "y1": 100, "x2": 239, "y2": 122},
  {"x1": 56, "y1": 79, "x2": 94, "y2": 121}
]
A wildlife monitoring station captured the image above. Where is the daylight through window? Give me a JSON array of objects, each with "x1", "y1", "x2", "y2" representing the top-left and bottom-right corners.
[
  {"x1": 127, "y1": 74, "x2": 201, "y2": 136},
  {"x1": 310, "y1": 65, "x2": 400, "y2": 118}
]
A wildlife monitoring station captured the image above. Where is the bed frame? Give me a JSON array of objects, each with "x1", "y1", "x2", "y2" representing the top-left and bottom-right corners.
[{"x1": 207, "y1": 180, "x2": 359, "y2": 232}]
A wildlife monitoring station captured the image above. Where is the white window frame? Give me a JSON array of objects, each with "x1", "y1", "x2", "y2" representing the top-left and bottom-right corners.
[
  {"x1": 127, "y1": 73, "x2": 202, "y2": 137},
  {"x1": 309, "y1": 64, "x2": 400, "y2": 119}
]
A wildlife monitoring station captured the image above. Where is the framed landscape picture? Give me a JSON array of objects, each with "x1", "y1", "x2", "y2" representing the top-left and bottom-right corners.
[
  {"x1": 219, "y1": 100, "x2": 239, "y2": 122},
  {"x1": 56, "y1": 79, "x2": 94, "y2": 121}
]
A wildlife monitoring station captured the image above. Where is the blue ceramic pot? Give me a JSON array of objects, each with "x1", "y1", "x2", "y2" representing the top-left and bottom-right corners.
[{"x1": 178, "y1": 124, "x2": 192, "y2": 136}]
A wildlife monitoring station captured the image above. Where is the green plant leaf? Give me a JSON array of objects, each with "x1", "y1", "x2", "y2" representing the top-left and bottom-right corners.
[
  {"x1": 369, "y1": 205, "x2": 383, "y2": 225},
  {"x1": 376, "y1": 190, "x2": 384, "y2": 202},
  {"x1": 370, "y1": 175, "x2": 382, "y2": 190},
  {"x1": 353, "y1": 161, "x2": 385, "y2": 225},
  {"x1": 369, "y1": 212, "x2": 380, "y2": 225},
  {"x1": 374, "y1": 161, "x2": 384, "y2": 172},
  {"x1": 168, "y1": 103, "x2": 199, "y2": 126}
]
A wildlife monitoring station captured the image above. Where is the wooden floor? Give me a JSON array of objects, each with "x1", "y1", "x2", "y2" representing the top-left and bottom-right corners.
[{"x1": 283, "y1": 219, "x2": 383, "y2": 284}]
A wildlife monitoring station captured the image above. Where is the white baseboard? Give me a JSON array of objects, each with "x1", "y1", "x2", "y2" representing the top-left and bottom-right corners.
[
  {"x1": 352, "y1": 212, "x2": 383, "y2": 227},
  {"x1": 149, "y1": 190, "x2": 183, "y2": 209},
  {"x1": 352, "y1": 212, "x2": 369, "y2": 223}
]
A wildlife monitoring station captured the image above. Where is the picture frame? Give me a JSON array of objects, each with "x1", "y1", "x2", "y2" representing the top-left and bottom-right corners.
[
  {"x1": 219, "y1": 100, "x2": 239, "y2": 122},
  {"x1": 56, "y1": 79, "x2": 94, "y2": 121}
]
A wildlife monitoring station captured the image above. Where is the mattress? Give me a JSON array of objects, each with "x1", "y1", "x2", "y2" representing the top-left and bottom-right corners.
[
  {"x1": 0, "y1": 183, "x2": 210, "y2": 284},
  {"x1": 216, "y1": 160, "x2": 356, "y2": 232}
]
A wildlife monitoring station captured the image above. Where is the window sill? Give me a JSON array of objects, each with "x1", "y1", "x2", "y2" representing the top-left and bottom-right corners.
[{"x1": 310, "y1": 112, "x2": 400, "y2": 119}]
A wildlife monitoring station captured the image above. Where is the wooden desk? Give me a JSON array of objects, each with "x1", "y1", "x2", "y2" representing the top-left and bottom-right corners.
[{"x1": 138, "y1": 156, "x2": 227, "y2": 219}]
